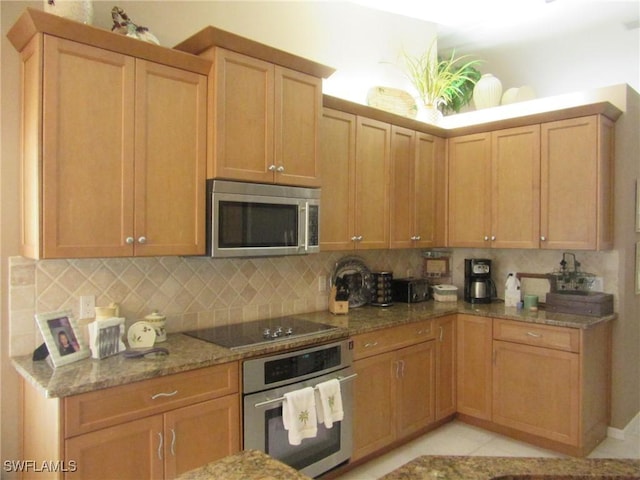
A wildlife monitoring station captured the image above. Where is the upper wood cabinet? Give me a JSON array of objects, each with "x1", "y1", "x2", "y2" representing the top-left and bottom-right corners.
[
  {"x1": 449, "y1": 117, "x2": 613, "y2": 250},
  {"x1": 448, "y1": 126, "x2": 540, "y2": 248},
  {"x1": 541, "y1": 115, "x2": 614, "y2": 250},
  {"x1": 319, "y1": 109, "x2": 356, "y2": 251},
  {"x1": 10, "y1": 12, "x2": 208, "y2": 259},
  {"x1": 205, "y1": 47, "x2": 322, "y2": 186},
  {"x1": 390, "y1": 126, "x2": 446, "y2": 249},
  {"x1": 319, "y1": 109, "x2": 391, "y2": 250}
]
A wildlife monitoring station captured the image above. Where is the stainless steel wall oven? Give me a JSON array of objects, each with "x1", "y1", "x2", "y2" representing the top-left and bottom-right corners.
[{"x1": 242, "y1": 340, "x2": 354, "y2": 478}]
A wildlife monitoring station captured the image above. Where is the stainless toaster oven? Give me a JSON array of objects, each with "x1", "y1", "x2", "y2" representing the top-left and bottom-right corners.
[{"x1": 392, "y1": 278, "x2": 430, "y2": 303}]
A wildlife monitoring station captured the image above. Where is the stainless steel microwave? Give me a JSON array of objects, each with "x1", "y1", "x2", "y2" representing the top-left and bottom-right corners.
[{"x1": 207, "y1": 180, "x2": 320, "y2": 258}]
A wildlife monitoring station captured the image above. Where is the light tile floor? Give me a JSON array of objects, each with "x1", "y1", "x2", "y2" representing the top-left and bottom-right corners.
[{"x1": 337, "y1": 420, "x2": 640, "y2": 479}]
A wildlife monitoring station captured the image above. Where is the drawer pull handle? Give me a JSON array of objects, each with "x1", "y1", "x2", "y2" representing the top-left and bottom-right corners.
[
  {"x1": 157, "y1": 432, "x2": 163, "y2": 460},
  {"x1": 526, "y1": 332, "x2": 542, "y2": 338},
  {"x1": 151, "y1": 390, "x2": 178, "y2": 400},
  {"x1": 439, "y1": 326, "x2": 444, "y2": 342},
  {"x1": 170, "y1": 428, "x2": 176, "y2": 456},
  {"x1": 364, "y1": 341, "x2": 379, "y2": 348}
]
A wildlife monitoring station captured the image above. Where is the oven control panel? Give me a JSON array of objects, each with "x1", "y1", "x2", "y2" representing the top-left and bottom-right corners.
[
  {"x1": 265, "y1": 345, "x2": 341, "y2": 385},
  {"x1": 243, "y1": 340, "x2": 352, "y2": 394}
]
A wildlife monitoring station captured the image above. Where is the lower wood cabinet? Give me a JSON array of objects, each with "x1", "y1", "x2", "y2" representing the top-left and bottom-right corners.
[
  {"x1": 435, "y1": 315, "x2": 457, "y2": 421},
  {"x1": 457, "y1": 316, "x2": 611, "y2": 456},
  {"x1": 456, "y1": 314, "x2": 493, "y2": 420},
  {"x1": 22, "y1": 362, "x2": 240, "y2": 480},
  {"x1": 66, "y1": 395, "x2": 239, "y2": 479},
  {"x1": 352, "y1": 320, "x2": 436, "y2": 461}
]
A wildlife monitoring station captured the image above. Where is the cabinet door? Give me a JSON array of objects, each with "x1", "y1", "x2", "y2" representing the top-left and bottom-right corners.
[
  {"x1": 414, "y1": 133, "x2": 447, "y2": 248},
  {"x1": 493, "y1": 340, "x2": 580, "y2": 446},
  {"x1": 65, "y1": 416, "x2": 164, "y2": 480},
  {"x1": 491, "y1": 126, "x2": 540, "y2": 249},
  {"x1": 212, "y1": 48, "x2": 274, "y2": 183},
  {"x1": 389, "y1": 126, "x2": 416, "y2": 248},
  {"x1": 448, "y1": 133, "x2": 491, "y2": 247},
  {"x1": 352, "y1": 352, "x2": 395, "y2": 460},
  {"x1": 355, "y1": 117, "x2": 391, "y2": 249},
  {"x1": 319, "y1": 108, "x2": 356, "y2": 250},
  {"x1": 456, "y1": 314, "x2": 492, "y2": 420},
  {"x1": 396, "y1": 342, "x2": 435, "y2": 438},
  {"x1": 134, "y1": 60, "x2": 207, "y2": 256},
  {"x1": 42, "y1": 36, "x2": 135, "y2": 258},
  {"x1": 164, "y1": 396, "x2": 240, "y2": 479},
  {"x1": 435, "y1": 315, "x2": 457, "y2": 421},
  {"x1": 541, "y1": 116, "x2": 600, "y2": 250},
  {"x1": 275, "y1": 67, "x2": 322, "y2": 187}
]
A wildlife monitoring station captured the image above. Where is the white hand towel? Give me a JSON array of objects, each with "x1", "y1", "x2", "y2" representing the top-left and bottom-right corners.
[
  {"x1": 314, "y1": 378, "x2": 344, "y2": 429},
  {"x1": 282, "y1": 387, "x2": 317, "y2": 445}
]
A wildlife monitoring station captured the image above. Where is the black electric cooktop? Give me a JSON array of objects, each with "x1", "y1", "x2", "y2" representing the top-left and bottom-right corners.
[{"x1": 183, "y1": 317, "x2": 338, "y2": 350}]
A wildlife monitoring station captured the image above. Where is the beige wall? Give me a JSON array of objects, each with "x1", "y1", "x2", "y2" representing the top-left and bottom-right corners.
[{"x1": 1, "y1": 1, "x2": 638, "y2": 472}]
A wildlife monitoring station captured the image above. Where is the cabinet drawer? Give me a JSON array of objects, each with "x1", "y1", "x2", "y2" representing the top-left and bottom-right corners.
[
  {"x1": 64, "y1": 362, "x2": 239, "y2": 437},
  {"x1": 493, "y1": 319, "x2": 580, "y2": 353},
  {"x1": 352, "y1": 319, "x2": 434, "y2": 360}
]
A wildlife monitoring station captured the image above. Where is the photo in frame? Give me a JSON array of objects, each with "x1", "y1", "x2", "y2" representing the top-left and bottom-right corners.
[{"x1": 35, "y1": 310, "x2": 90, "y2": 367}]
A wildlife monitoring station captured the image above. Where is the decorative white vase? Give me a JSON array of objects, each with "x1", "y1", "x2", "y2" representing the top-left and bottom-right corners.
[
  {"x1": 473, "y1": 74, "x2": 503, "y2": 110},
  {"x1": 44, "y1": 0, "x2": 94, "y2": 24},
  {"x1": 417, "y1": 104, "x2": 443, "y2": 125}
]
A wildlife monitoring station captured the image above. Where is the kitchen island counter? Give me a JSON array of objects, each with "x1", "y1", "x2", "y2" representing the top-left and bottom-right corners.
[
  {"x1": 380, "y1": 456, "x2": 640, "y2": 479},
  {"x1": 176, "y1": 449, "x2": 311, "y2": 480}
]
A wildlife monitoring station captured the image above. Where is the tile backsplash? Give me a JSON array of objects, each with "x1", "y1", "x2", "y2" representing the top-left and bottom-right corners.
[
  {"x1": 9, "y1": 248, "x2": 618, "y2": 357},
  {"x1": 8, "y1": 250, "x2": 422, "y2": 356}
]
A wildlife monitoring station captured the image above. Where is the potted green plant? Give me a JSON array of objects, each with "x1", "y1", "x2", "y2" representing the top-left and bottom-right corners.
[{"x1": 402, "y1": 40, "x2": 481, "y2": 123}]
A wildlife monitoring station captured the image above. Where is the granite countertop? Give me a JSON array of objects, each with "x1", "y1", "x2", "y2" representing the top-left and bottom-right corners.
[
  {"x1": 379, "y1": 456, "x2": 640, "y2": 479},
  {"x1": 176, "y1": 450, "x2": 311, "y2": 480},
  {"x1": 12, "y1": 300, "x2": 615, "y2": 398}
]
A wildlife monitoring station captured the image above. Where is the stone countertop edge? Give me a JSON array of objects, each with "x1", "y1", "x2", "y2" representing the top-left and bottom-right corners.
[
  {"x1": 11, "y1": 300, "x2": 615, "y2": 399},
  {"x1": 379, "y1": 455, "x2": 640, "y2": 479},
  {"x1": 175, "y1": 449, "x2": 311, "y2": 480}
]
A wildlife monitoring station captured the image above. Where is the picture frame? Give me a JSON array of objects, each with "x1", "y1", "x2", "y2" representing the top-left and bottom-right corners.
[{"x1": 35, "y1": 310, "x2": 90, "y2": 367}]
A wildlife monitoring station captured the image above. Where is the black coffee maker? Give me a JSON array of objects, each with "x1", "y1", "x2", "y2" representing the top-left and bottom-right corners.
[{"x1": 464, "y1": 259, "x2": 496, "y2": 304}]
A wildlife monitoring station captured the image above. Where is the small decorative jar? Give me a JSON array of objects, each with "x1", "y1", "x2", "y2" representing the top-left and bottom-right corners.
[
  {"x1": 44, "y1": 0, "x2": 94, "y2": 24},
  {"x1": 144, "y1": 311, "x2": 167, "y2": 343},
  {"x1": 473, "y1": 74, "x2": 503, "y2": 110}
]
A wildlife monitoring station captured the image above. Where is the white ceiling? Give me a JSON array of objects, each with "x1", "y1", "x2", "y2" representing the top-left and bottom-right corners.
[{"x1": 352, "y1": 0, "x2": 640, "y2": 51}]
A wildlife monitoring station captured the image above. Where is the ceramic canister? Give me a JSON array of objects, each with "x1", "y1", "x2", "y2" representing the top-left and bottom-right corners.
[{"x1": 145, "y1": 310, "x2": 167, "y2": 342}]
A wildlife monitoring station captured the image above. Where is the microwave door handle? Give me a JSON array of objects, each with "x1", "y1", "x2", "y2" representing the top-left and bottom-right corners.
[{"x1": 302, "y1": 202, "x2": 309, "y2": 252}]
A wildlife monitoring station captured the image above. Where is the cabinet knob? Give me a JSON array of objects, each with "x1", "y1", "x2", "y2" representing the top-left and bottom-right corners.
[
  {"x1": 138, "y1": 236, "x2": 147, "y2": 244},
  {"x1": 351, "y1": 236, "x2": 358, "y2": 242},
  {"x1": 540, "y1": 236, "x2": 547, "y2": 241},
  {"x1": 484, "y1": 236, "x2": 490, "y2": 241},
  {"x1": 268, "y1": 165, "x2": 277, "y2": 172},
  {"x1": 276, "y1": 165, "x2": 285, "y2": 173},
  {"x1": 415, "y1": 235, "x2": 421, "y2": 241},
  {"x1": 410, "y1": 236, "x2": 416, "y2": 241},
  {"x1": 491, "y1": 235, "x2": 496, "y2": 241},
  {"x1": 357, "y1": 235, "x2": 363, "y2": 241},
  {"x1": 125, "y1": 237, "x2": 134, "y2": 245}
]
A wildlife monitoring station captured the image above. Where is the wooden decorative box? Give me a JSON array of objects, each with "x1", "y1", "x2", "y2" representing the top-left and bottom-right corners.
[{"x1": 545, "y1": 291, "x2": 613, "y2": 317}]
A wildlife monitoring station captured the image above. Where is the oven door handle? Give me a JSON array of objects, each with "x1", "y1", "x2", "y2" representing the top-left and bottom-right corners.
[{"x1": 253, "y1": 373, "x2": 358, "y2": 408}]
